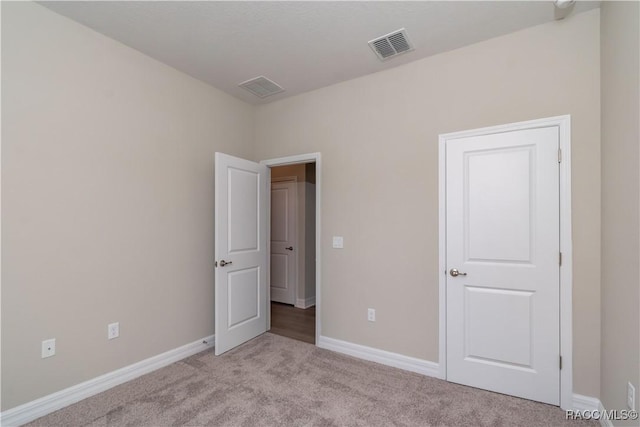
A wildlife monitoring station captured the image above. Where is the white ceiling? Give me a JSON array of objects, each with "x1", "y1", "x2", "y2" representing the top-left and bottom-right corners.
[{"x1": 39, "y1": 1, "x2": 599, "y2": 105}]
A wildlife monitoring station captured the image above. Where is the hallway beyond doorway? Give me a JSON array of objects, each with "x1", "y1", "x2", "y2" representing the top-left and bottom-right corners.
[{"x1": 270, "y1": 302, "x2": 315, "y2": 344}]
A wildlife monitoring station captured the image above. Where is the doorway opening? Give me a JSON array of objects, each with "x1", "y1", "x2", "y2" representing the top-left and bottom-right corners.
[
  {"x1": 214, "y1": 152, "x2": 320, "y2": 355},
  {"x1": 268, "y1": 162, "x2": 316, "y2": 344},
  {"x1": 260, "y1": 153, "x2": 322, "y2": 344}
]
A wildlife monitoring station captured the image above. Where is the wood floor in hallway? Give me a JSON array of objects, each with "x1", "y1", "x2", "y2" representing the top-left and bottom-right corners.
[{"x1": 270, "y1": 302, "x2": 315, "y2": 344}]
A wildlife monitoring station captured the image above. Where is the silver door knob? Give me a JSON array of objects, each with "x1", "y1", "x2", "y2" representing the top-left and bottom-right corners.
[
  {"x1": 285, "y1": 246, "x2": 293, "y2": 251},
  {"x1": 219, "y1": 260, "x2": 232, "y2": 267},
  {"x1": 449, "y1": 268, "x2": 467, "y2": 277}
]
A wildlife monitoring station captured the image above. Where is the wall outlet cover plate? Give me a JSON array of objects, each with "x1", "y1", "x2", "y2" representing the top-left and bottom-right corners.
[
  {"x1": 108, "y1": 322, "x2": 120, "y2": 340},
  {"x1": 41, "y1": 338, "x2": 56, "y2": 358}
]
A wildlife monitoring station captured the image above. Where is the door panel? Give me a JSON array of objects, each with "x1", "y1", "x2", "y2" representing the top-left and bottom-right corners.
[
  {"x1": 270, "y1": 180, "x2": 297, "y2": 304},
  {"x1": 466, "y1": 146, "x2": 533, "y2": 262},
  {"x1": 215, "y1": 153, "x2": 268, "y2": 355},
  {"x1": 227, "y1": 168, "x2": 260, "y2": 253},
  {"x1": 446, "y1": 126, "x2": 560, "y2": 405},
  {"x1": 227, "y1": 268, "x2": 260, "y2": 329},
  {"x1": 464, "y1": 286, "x2": 533, "y2": 367},
  {"x1": 270, "y1": 254, "x2": 289, "y2": 290},
  {"x1": 271, "y1": 187, "x2": 289, "y2": 242}
]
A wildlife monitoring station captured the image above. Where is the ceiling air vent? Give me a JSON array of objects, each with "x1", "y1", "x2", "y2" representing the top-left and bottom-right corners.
[
  {"x1": 238, "y1": 76, "x2": 284, "y2": 98},
  {"x1": 368, "y1": 28, "x2": 414, "y2": 61}
]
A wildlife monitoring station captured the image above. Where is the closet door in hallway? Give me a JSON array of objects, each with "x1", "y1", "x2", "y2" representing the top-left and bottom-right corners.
[{"x1": 270, "y1": 180, "x2": 297, "y2": 305}]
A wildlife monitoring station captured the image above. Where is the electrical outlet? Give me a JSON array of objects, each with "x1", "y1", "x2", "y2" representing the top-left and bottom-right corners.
[
  {"x1": 108, "y1": 322, "x2": 120, "y2": 340},
  {"x1": 41, "y1": 339, "x2": 56, "y2": 358},
  {"x1": 332, "y1": 236, "x2": 344, "y2": 249},
  {"x1": 367, "y1": 308, "x2": 376, "y2": 322},
  {"x1": 628, "y1": 382, "x2": 636, "y2": 411}
]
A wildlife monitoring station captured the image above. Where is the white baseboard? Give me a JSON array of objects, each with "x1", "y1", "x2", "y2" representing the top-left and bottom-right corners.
[
  {"x1": 573, "y1": 393, "x2": 601, "y2": 412},
  {"x1": 572, "y1": 394, "x2": 614, "y2": 427},
  {"x1": 317, "y1": 335, "x2": 441, "y2": 378},
  {"x1": 597, "y1": 400, "x2": 614, "y2": 427},
  {"x1": 295, "y1": 296, "x2": 316, "y2": 309},
  {"x1": 317, "y1": 337, "x2": 608, "y2": 422},
  {"x1": 0, "y1": 334, "x2": 215, "y2": 427}
]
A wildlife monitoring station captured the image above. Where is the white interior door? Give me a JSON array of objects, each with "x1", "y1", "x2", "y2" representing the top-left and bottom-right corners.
[
  {"x1": 446, "y1": 126, "x2": 560, "y2": 404},
  {"x1": 214, "y1": 153, "x2": 268, "y2": 355},
  {"x1": 270, "y1": 180, "x2": 297, "y2": 305}
]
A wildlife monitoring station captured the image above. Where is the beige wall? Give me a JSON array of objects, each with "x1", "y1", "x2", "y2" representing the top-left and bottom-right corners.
[
  {"x1": 600, "y1": 1, "x2": 640, "y2": 420},
  {"x1": 255, "y1": 10, "x2": 602, "y2": 397},
  {"x1": 1, "y1": 2, "x2": 254, "y2": 410}
]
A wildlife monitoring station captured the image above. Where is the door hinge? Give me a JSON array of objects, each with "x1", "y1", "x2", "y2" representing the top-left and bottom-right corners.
[
  {"x1": 558, "y1": 148, "x2": 562, "y2": 163},
  {"x1": 559, "y1": 356, "x2": 563, "y2": 370},
  {"x1": 559, "y1": 252, "x2": 562, "y2": 266}
]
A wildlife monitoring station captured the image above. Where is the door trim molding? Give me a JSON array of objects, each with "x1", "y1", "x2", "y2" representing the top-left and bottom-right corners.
[
  {"x1": 261, "y1": 153, "x2": 321, "y2": 345},
  {"x1": 437, "y1": 115, "x2": 572, "y2": 409}
]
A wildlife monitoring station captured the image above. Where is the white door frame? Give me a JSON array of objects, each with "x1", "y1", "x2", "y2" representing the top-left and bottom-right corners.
[
  {"x1": 270, "y1": 176, "x2": 298, "y2": 305},
  {"x1": 438, "y1": 115, "x2": 573, "y2": 410},
  {"x1": 261, "y1": 153, "x2": 321, "y2": 345}
]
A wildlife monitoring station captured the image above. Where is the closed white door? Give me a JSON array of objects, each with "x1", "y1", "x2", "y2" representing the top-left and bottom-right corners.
[
  {"x1": 446, "y1": 127, "x2": 560, "y2": 404},
  {"x1": 214, "y1": 153, "x2": 268, "y2": 355},
  {"x1": 270, "y1": 180, "x2": 297, "y2": 305}
]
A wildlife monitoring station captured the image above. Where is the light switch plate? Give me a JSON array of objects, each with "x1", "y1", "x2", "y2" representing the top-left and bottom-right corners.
[{"x1": 332, "y1": 236, "x2": 344, "y2": 249}]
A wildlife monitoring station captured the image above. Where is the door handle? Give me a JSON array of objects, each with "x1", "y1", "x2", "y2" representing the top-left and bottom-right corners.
[
  {"x1": 285, "y1": 246, "x2": 293, "y2": 251},
  {"x1": 449, "y1": 268, "x2": 467, "y2": 277},
  {"x1": 219, "y1": 260, "x2": 233, "y2": 267}
]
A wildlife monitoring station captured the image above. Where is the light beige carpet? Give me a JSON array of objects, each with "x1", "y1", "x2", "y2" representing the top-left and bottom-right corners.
[{"x1": 28, "y1": 333, "x2": 594, "y2": 426}]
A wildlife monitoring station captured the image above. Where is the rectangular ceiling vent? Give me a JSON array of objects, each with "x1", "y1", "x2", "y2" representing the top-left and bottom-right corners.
[
  {"x1": 238, "y1": 76, "x2": 284, "y2": 98},
  {"x1": 368, "y1": 28, "x2": 414, "y2": 61}
]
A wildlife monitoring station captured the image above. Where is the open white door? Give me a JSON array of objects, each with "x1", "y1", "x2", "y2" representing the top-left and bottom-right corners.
[{"x1": 215, "y1": 153, "x2": 268, "y2": 355}]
